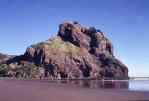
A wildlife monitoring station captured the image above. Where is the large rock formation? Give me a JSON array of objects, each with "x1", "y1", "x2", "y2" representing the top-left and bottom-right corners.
[{"x1": 21, "y1": 21, "x2": 128, "y2": 79}]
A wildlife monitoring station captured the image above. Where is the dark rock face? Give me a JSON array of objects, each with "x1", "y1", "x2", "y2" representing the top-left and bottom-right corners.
[
  {"x1": 22, "y1": 21, "x2": 128, "y2": 79},
  {"x1": 58, "y1": 22, "x2": 113, "y2": 57}
]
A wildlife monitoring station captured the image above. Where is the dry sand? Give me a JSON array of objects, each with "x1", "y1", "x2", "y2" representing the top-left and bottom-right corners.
[{"x1": 0, "y1": 79, "x2": 149, "y2": 101}]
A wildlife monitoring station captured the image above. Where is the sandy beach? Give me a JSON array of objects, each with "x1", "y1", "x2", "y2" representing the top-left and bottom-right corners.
[{"x1": 0, "y1": 79, "x2": 148, "y2": 101}]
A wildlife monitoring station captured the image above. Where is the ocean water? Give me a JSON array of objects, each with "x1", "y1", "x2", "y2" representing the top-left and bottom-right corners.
[
  {"x1": 1, "y1": 78, "x2": 149, "y2": 91},
  {"x1": 129, "y1": 80, "x2": 149, "y2": 91},
  {"x1": 58, "y1": 80, "x2": 149, "y2": 91}
]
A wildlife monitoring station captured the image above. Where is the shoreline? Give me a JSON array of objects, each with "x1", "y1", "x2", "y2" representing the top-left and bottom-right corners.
[
  {"x1": 0, "y1": 79, "x2": 149, "y2": 101},
  {"x1": 0, "y1": 77, "x2": 149, "y2": 83}
]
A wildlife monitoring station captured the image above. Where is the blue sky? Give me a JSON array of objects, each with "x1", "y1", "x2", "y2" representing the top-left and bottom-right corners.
[{"x1": 0, "y1": 0, "x2": 148, "y2": 77}]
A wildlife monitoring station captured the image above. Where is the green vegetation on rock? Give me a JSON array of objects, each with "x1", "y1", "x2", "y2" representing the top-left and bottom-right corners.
[{"x1": 31, "y1": 37, "x2": 80, "y2": 56}]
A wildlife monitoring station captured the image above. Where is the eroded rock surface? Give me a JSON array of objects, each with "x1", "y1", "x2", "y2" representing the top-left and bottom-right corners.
[{"x1": 22, "y1": 21, "x2": 128, "y2": 79}]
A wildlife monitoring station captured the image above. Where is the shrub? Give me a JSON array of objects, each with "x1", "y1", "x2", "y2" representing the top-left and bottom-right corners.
[{"x1": 89, "y1": 27, "x2": 97, "y2": 33}]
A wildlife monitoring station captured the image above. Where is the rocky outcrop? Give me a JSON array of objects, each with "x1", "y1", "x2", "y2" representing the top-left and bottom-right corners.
[
  {"x1": 58, "y1": 22, "x2": 113, "y2": 56},
  {"x1": 21, "y1": 21, "x2": 128, "y2": 79},
  {"x1": 0, "y1": 53, "x2": 14, "y2": 63}
]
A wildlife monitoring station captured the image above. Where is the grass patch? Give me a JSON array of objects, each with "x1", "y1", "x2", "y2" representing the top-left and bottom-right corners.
[{"x1": 31, "y1": 37, "x2": 80, "y2": 56}]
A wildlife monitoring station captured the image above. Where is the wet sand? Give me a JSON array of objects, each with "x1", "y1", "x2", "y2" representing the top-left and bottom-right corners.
[{"x1": 0, "y1": 79, "x2": 149, "y2": 101}]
